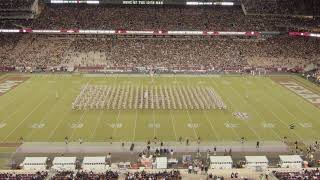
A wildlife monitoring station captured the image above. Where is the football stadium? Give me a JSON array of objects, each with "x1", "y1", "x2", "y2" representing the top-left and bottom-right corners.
[{"x1": 0, "y1": 0, "x2": 320, "y2": 179}]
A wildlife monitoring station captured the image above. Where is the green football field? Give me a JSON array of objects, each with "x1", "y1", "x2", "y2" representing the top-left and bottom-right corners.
[{"x1": 0, "y1": 74, "x2": 319, "y2": 144}]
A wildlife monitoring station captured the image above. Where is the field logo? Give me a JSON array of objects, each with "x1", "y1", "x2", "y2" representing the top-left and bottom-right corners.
[
  {"x1": 299, "y1": 123, "x2": 312, "y2": 128},
  {"x1": 233, "y1": 112, "x2": 249, "y2": 120},
  {"x1": 187, "y1": 123, "x2": 200, "y2": 128},
  {"x1": 70, "y1": 123, "x2": 84, "y2": 129},
  {"x1": 31, "y1": 123, "x2": 45, "y2": 129},
  {"x1": 0, "y1": 76, "x2": 28, "y2": 96},
  {"x1": 110, "y1": 123, "x2": 122, "y2": 128},
  {"x1": 280, "y1": 82, "x2": 320, "y2": 105},
  {"x1": 0, "y1": 80, "x2": 22, "y2": 94},
  {"x1": 224, "y1": 122, "x2": 239, "y2": 128},
  {"x1": 0, "y1": 123, "x2": 6, "y2": 128},
  {"x1": 148, "y1": 123, "x2": 160, "y2": 129},
  {"x1": 262, "y1": 122, "x2": 274, "y2": 128}
]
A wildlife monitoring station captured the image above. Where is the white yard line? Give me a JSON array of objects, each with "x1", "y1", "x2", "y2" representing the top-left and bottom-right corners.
[
  {"x1": 209, "y1": 78, "x2": 242, "y2": 141},
  {"x1": 270, "y1": 78, "x2": 320, "y2": 121},
  {"x1": 267, "y1": 105, "x2": 304, "y2": 142},
  {"x1": 25, "y1": 84, "x2": 70, "y2": 140},
  {"x1": 186, "y1": 110, "x2": 198, "y2": 139},
  {"x1": 152, "y1": 109, "x2": 156, "y2": 138},
  {"x1": 202, "y1": 110, "x2": 220, "y2": 141},
  {"x1": 238, "y1": 79, "x2": 283, "y2": 141},
  {"x1": 261, "y1": 80, "x2": 319, "y2": 138},
  {"x1": 0, "y1": 84, "x2": 40, "y2": 124},
  {"x1": 0, "y1": 103, "x2": 28, "y2": 125},
  {"x1": 90, "y1": 110, "x2": 104, "y2": 139},
  {"x1": 227, "y1": 84, "x2": 262, "y2": 140},
  {"x1": 176, "y1": 80, "x2": 197, "y2": 139},
  {"x1": 48, "y1": 81, "x2": 90, "y2": 141},
  {"x1": 47, "y1": 108, "x2": 74, "y2": 140},
  {"x1": 2, "y1": 96, "x2": 49, "y2": 142},
  {"x1": 69, "y1": 81, "x2": 92, "y2": 140},
  {"x1": 111, "y1": 110, "x2": 122, "y2": 137},
  {"x1": 132, "y1": 109, "x2": 138, "y2": 142},
  {"x1": 255, "y1": 79, "x2": 305, "y2": 141},
  {"x1": 25, "y1": 99, "x2": 62, "y2": 139},
  {"x1": 70, "y1": 110, "x2": 88, "y2": 139},
  {"x1": 185, "y1": 77, "x2": 216, "y2": 140},
  {"x1": 0, "y1": 95, "x2": 21, "y2": 111},
  {"x1": 169, "y1": 110, "x2": 178, "y2": 141}
]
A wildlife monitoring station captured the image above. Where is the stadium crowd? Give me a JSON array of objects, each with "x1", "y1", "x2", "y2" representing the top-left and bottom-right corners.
[
  {"x1": 274, "y1": 168, "x2": 320, "y2": 180},
  {"x1": 52, "y1": 170, "x2": 119, "y2": 180},
  {"x1": 242, "y1": 0, "x2": 320, "y2": 16},
  {"x1": 0, "y1": 0, "x2": 34, "y2": 10},
  {"x1": 0, "y1": 5, "x2": 319, "y2": 32},
  {"x1": 125, "y1": 170, "x2": 181, "y2": 180},
  {"x1": 0, "y1": 171, "x2": 47, "y2": 180},
  {"x1": 0, "y1": 34, "x2": 319, "y2": 72}
]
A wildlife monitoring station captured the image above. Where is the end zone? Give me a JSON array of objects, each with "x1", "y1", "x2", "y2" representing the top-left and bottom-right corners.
[
  {"x1": 271, "y1": 76, "x2": 320, "y2": 108},
  {"x1": 0, "y1": 76, "x2": 29, "y2": 96}
]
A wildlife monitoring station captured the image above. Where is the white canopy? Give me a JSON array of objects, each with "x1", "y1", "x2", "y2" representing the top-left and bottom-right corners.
[
  {"x1": 279, "y1": 155, "x2": 303, "y2": 168},
  {"x1": 21, "y1": 157, "x2": 48, "y2": 171},
  {"x1": 209, "y1": 156, "x2": 233, "y2": 169},
  {"x1": 83, "y1": 157, "x2": 106, "y2": 164},
  {"x1": 155, "y1": 157, "x2": 167, "y2": 169},
  {"x1": 245, "y1": 156, "x2": 269, "y2": 169},
  {"x1": 279, "y1": 155, "x2": 303, "y2": 163},
  {"x1": 82, "y1": 157, "x2": 107, "y2": 172},
  {"x1": 52, "y1": 157, "x2": 76, "y2": 171}
]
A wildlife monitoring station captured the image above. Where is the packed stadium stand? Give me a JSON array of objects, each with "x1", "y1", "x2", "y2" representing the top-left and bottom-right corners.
[
  {"x1": 242, "y1": 0, "x2": 320, "y2": 17},
  {"x1": 0, "y1": 0, "x2": 320, "y2": 179},
  {"x1": 274, "y1": 168, "x2": 320, "y2": 180},
  {"x1": 0, "y1": 4, "x2": 319, "y2": 31},
  {"x1": 51, "y1": 170, "x2": 119, "y2": 180},
  {"x1": 0, "y1": 0, "x2": 38, "y2": 19},
  {"x1": 0, "y1": 171, "x2": 48, "y2": 180},
  {"x1": 0, "y1": 34, "x2": 319, "y2": 71}
]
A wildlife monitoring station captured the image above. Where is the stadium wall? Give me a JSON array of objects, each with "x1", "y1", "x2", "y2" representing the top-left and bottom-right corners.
[
  {"x1": 43, "y1": 0, "x2": 241, "y2": 6},
  {"x1": 0, "y1": 29, "x2": 319, "y2": 38}
]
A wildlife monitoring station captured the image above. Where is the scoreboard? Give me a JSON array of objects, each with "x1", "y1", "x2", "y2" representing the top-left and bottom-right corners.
[{"x1": 46, "y1": 0, "x2": 241, "y2": 6}]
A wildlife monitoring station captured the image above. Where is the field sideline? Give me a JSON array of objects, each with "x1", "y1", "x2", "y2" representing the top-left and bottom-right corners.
[{"x1": 0, "y1": 74, "x2": 319, "y2": 144}]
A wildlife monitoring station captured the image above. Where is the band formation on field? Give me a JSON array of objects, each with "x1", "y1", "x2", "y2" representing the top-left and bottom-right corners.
[{"x1": 72, "y1": 84, "x2": 227, "y2": 110}]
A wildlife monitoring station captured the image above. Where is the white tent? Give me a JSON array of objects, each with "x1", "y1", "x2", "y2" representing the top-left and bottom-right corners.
[
  {"x1": 21, "y1": 157, "x2": 48, "y2": 171},
  {"x1": 209, "y1": 156, "x2": 233, "y2": 169},
  {"x1": 52, "y1": 157, "x2": 77, "y2": 171},
  {"x1": 155, "y1": 157, "x2": 167, "y2": 169},
  {"x1": 245, "y1": 156, "x2": 269, "y2": 169},
  {"x1": 82, "y1": 156, "x2": 108, "y2": 172},
  {"x1": 279, "y1": 155, "x2": 303, "y2": 168}
]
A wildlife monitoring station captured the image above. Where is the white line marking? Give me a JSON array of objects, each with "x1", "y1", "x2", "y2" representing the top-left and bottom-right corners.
[
  {"x1": 132, "y1": 109, "x2": 138, "y2": 142},
  {"x1": 257, "y1": 80, "x2": 304, "y2": 141},
  {"x1": 238, "y1": 78, "x2": 282, "y2": 140},
  {"x1": 152, "y1": 109, "x2": 156, "y2": 138},
  {"x1": 47, "y1": 81, "x2": 91, "y2": 141},
  {"x1": 169, "y1": 110, "x2": 178, "y2": 141},
  {"x1": 111, "y1": 110, "x2": 121, "y2": 137},
  {"x1": 209, "y1": 79, "x2": 242, "y2": 141},
  {"x1": 2, "y1": 96, "x2": 49, "y2": 142},
  {"x1": 90, "y1": 110, "x2": 104, "y2": 139},
  {"x1": 227, "y1": 83, "x2": 262, "y2": 140},
  {"x1": 203, "y1": 110, "x2": 220, "y2": 141},
  {"x1": 70, "y1": 110, "x2": 87, "y2": 139},
  {"x1": 262, "y1": 79, "x2": 319, "y2": 138},
  {"x1": 47, "y1": 108, "x2": 73, "y2": 140},
  {"x1": 186, "y1": 110, "x2": 198, "y2": 139}
]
